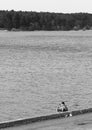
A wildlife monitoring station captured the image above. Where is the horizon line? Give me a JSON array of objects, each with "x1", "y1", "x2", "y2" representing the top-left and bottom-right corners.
[{"x1": 0, "y1": 9, "x2": 92, "y2": 14}]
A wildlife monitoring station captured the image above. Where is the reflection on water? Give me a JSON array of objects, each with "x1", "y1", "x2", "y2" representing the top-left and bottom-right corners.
[{"x1": 0, "y1": 30, "x2": 92, "y2": 121}]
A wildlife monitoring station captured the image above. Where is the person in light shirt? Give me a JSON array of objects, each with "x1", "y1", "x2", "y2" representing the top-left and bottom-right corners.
[{"x1": 57, "y1": 101, "x2": 68, "y2": 112}]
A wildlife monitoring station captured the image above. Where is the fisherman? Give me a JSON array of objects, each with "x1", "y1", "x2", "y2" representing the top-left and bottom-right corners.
[{"x1": 57, "y1": 101, "x2": 68, "y2": 112}]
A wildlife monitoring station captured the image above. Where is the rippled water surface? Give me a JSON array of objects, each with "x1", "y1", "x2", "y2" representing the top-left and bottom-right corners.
[{"x1": 0, "y1": 30, "x2": 92, "y2": 121}]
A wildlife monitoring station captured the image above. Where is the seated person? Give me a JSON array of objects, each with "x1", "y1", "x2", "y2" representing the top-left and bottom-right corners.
[{"x1": 57, "y1": 102, "x2": 68, "y2": 112}]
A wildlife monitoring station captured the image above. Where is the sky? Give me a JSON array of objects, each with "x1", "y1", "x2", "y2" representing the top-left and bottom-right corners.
[{"x1": 0, "y1": 0, "x2": 92, "y2": 13}]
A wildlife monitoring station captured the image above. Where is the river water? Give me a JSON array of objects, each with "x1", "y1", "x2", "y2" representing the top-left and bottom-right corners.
[{"x1": 0, "y1": 30, "x2": 92, "y2": 121}]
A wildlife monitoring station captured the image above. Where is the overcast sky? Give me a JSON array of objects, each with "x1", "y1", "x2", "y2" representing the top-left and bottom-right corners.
[{"x1": 0, "y1": 0, "x2": 92, "y2": 13}]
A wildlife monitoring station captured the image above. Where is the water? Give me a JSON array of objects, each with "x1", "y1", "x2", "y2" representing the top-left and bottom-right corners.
[{"x1": 0, "y1": 30, "x2": 92, "y2": 121}]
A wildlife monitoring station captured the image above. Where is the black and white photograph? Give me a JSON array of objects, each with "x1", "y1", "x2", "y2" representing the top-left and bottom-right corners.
[{"x1": 0, "y1": 0, "x2": 92, "y2": 129}]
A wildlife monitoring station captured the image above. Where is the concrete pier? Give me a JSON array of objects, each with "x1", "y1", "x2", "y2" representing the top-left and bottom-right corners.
[{"x1": 0, "y1": 108, "x2": 92, "y2": 130}]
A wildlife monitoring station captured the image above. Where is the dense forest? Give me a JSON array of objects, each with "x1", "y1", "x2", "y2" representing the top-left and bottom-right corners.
[{"x1": 0, "y1": 10, "x2": 92, "y2": 31}]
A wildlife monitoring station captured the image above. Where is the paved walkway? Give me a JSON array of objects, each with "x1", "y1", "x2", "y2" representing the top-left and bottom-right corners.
[{"x1": 2, "y1": 113, "x2": 92, "y2": 130}]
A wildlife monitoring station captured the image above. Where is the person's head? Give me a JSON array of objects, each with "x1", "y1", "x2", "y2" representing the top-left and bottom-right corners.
[{"x1": 62, "y1": 102, "x2": 65, "y2": 104}]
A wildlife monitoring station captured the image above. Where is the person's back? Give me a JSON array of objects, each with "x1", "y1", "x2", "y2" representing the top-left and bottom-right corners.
[{"x1": 63, "y1": 102, "x2": 68, "y2": 111}]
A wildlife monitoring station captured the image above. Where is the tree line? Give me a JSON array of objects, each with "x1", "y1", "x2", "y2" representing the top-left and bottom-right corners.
[{"x1": 0, "y1": 10, "x2": 92, "y2": 31}]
